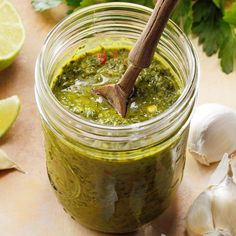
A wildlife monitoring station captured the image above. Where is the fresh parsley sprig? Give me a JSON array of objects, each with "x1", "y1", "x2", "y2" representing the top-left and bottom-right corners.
[
  {"x1": 172, "y1": 0, "x2": 236, "y2": 74},
  {"x1": 32, "y1": 0, "x2": 236, "y2": 74}
]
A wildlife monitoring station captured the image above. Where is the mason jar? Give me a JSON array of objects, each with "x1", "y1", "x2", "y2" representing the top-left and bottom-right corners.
[{"x1": 35, "y1": 2, "x2": 199, "y2": 234}]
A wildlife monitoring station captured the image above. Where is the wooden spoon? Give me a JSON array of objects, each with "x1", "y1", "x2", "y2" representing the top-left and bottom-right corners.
[{"x1": 94, "y1": 0, "x2": 179, "y2": 117}]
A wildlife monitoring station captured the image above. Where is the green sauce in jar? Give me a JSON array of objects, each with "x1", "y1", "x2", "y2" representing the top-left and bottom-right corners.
[
  {"x1": 45, "y1": 46, "x2": 187, "y2": 233},
  {"x1": 45, "y1": 47, "x2": 187, "y2": 233},
  {"x1": 35, "y1": 3, "x2": 198, "y2": 234},
  {"x1": 51, "y1": 47, "x2": 182, "y2": 125},
  {"x1": 45, "y1": 125, "x2": 188, "y2": 233}
]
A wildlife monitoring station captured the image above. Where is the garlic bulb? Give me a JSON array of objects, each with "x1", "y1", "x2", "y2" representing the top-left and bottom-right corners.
[
  {"x1": 188, "y1": 103, "x2": 236, "y2": 166},
  {"x1": 186, "y1": 154, "x2": 236, "y2": 236}
]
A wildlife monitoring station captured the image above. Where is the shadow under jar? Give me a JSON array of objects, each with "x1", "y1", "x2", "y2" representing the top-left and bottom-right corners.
[{"x1": 35, "y1": 3, "x2": 199, "y2": 234}]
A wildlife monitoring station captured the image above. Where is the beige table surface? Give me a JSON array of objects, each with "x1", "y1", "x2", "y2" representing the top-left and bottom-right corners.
[{"x1": 0, "y1": 1, "x2": 236, "y2": 236}]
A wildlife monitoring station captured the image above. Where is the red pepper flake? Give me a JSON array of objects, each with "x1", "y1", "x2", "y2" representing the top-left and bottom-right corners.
[
  {"x1": 97, "y1": 50, "x2": 107, "y2": 64},
  {"x1": 113, "y1": 50, "x2": 119, "y2": 58}
]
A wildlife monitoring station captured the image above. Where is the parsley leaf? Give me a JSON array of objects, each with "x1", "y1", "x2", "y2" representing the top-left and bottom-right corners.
[
  {"x1": 192, "y1": 0, "x2": 227, "y2": 56},
  {"x1": 171, "y1": 0, "x2": 192, "y2": 34},
  {"x1": 73, "y1": 0, "x2": 110, "y2": 10},
  {"x1": 74, "y1": 0, "x2": 153, "y2": 11},
  {"x1": 213, "y1": 0, "x2": 236, "y2": 25},
  {"x1": 31, "y1": 0, "x2": 64, "y2": 11},
  {"x1": 126, "y1": 0, "x2": 153, "y2": 8},
  {"x1": 192, "y1": 0, "x2": 236, "y2": 73},
  {"x1": 219, "y1": 29, "x2": 236, "y2": 73},
  {"x1": 213, "y1": 0, "x2": 220, "y2": 7},
  {"x1": 65, "y1": 0, "x2": 82, "y2": 6},
  {"x1": 223, "y1": 1, "x2": 236, "y2": 25}
]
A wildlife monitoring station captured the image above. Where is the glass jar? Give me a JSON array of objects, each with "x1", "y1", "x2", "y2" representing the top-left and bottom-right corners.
[{"x1": 35, "y1": 2, "x2": 199, "y2": 234}]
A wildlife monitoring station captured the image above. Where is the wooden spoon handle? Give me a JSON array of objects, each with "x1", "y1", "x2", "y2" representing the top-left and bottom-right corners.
[{"x1": 129, "y1": 0, "x2": 178, "y2": 68}]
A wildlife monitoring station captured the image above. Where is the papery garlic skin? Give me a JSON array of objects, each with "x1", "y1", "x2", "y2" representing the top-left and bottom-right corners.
[{"x1": 188, "y1": 104, "x2": 236, "y2": 166}]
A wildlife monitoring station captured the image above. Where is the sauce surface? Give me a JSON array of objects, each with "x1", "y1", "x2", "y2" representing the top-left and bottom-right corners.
[{"x1": 52, "y1": 47, "x2": 182, "y2": 126}]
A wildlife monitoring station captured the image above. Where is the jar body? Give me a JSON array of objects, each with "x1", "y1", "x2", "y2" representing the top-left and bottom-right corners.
[
  {"x1": 35, "y1": 2, "x2": 199, "y2": 234},
  {"x1": 44, "y1": 123, "x2": 188, "y2": 233}
]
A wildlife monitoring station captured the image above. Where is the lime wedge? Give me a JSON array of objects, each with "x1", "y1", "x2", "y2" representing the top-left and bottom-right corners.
[
  {"x1": 0, "y1": 95, "x2": 20, "y2": 137},
  {"x1": 0, "y1": 0, "x2": 25, "y2": 70}
]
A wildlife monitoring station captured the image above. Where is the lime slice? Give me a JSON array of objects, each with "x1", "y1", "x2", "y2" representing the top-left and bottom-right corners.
[
  {"x1": 0, "y1": 95, "x2": 20, "y2": 137},
  {"x1": 0, "y1": 0, "x2": 25, "y2": 70}
]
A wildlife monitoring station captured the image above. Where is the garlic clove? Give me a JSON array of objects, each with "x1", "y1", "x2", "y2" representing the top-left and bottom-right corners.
[
  {"x1": 208, "y1": 153, "x2": 230, "y2": 187},
  {"x1": 188, "y1": 104, "x2": 236, "y2": 166},
  {"x1": 211, "y1": 174, "x2": 236, "y2": 235},
  {"x1": 186, "y1": 190, "x2": 214, "y2": 236},
  {"x1": 187, "y1": 154, "x2": 236, "y2": 236}
]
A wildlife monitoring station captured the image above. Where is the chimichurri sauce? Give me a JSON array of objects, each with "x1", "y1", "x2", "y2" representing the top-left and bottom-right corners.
[
  {"x1": 46, "y1": 46, "x2": 187, "y2": 233},
  {"x1": 52, "y1": 47, "x2": 181, "y2": 125}
]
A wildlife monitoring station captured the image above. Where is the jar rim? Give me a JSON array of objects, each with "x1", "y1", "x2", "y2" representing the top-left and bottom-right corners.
[{"x1": 36, "y1": 2, "x2": 199, "y2": 135}]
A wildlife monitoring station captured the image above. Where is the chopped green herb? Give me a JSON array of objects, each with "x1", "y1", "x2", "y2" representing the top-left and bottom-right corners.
[{"x1": 52, "y1": 47, "x2": 182, "y2": 126}]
